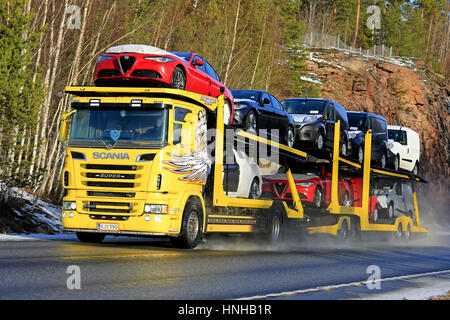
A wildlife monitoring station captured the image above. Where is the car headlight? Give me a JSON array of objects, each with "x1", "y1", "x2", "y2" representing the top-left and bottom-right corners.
[
  {"x1": 233, "y1": 103, "x2": 247, "y2": 110},
  {"x1": 97, "y1": 55, "x2": 113, "y2": 63},
  {"x1": 143, "y1": 56, "x2": 174, "y2": 63},
  {"x1": 144, "y1": 204, "x2": 168, "y2": 214},
  {"x1": 296, "y1": 182, "x2": 314, "y2": 187},
  {"x1": 63, "y1": 201, "x2": 76, "y2": 210}
]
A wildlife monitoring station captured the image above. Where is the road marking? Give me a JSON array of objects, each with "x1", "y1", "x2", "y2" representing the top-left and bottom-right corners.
[{"x1": 237, "y1": 269, "x2": 450, "y2": 300}]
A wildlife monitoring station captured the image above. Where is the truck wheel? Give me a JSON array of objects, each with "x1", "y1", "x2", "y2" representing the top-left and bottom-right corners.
[
  {"x1": 393, "y1": 224, "x2": 402, "y2": 241},
  {"x1": 402, "y1": 224, "x2": 411, "y2": 240},
  {"x1": 170, "y1": 201, "x2": 203, "y2": 249},
  {"x1": 76, "y1": 232, "x2": 105, "y2": 243},
  {"x1": 264, "y1": 211, "x2": 284, "y2": 244},
  {"x1": 337, "y1": 219, "x2": 349, "y2": 242}
]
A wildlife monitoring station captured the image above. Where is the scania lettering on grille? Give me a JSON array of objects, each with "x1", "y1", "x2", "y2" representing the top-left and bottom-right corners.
[{"x1": 92, "y1": 152, "x2": 130, "y2": 160}]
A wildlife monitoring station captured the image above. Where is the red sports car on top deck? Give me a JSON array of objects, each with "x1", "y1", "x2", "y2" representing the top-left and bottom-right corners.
[{"x1": 94, "y1": 44, "x2": 234, "y2": 124}]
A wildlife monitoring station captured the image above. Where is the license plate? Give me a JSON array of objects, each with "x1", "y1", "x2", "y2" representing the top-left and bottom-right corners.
[{"x1": 97, "y1": 223, "x2": 119, "y2": 232}]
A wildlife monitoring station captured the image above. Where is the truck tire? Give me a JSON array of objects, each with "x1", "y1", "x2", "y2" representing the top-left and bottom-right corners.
[
  {"x1": 337, "y1": 219, "x2": 349, "y2": 242},
  {"x1": 170, "y1": 201, "x2": 203, "y2": 249},
  {"x1": 264, "y1": 211, "x2": 283, "y2": 244},
  {"x1": 76, "y1": 232, "x2": 105, "y2": 243}
]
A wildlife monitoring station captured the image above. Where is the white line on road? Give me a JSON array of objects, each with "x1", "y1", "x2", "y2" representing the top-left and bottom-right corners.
[{"x1": 238, "y1": 269, "x2": 450, "y2": 300}]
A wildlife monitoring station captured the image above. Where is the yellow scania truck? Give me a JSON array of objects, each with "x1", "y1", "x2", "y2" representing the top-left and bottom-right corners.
[{"x1": 60, "y1": 86, "x2": 426, "y2": 249}]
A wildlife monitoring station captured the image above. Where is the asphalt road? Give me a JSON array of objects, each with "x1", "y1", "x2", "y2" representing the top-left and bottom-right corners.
[{"x1": 0, "y1": 231, "x2": 449, "y2": 300}]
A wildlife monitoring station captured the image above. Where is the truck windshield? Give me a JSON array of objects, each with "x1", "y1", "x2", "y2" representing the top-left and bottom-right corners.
[
  {"x1": 282, "y1": 100, "x2": 325, "y2": 115},
  {"x1": 70, "y1": 108, "x2": 168, "y2": 148}
]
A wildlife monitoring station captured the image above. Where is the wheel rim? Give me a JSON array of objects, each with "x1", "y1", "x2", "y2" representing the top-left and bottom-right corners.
[
  {"x1": 358, "y1": 147, "x2": 364, "y2": 164},
  {"x1": 404, "y1": 226, "x2": 410, "y2": 239},
  {"x1": 250, "y1": 179, "x2": 260, "y2": 199},
  {"x1": 388, "y1": 205, "x2": 394, "y2": 219},
  {"x1": 373, "y1": 207, "x2": 378, "y2": 222},
  {"x1": 224, "y1": 101, "x2": 231, "y2": 125},
  {"x1": 341, "y1": 142, "x2": 347, "y2": 156},
  {"x1": 339, "y1": 221, "x2": 348, "y2": 241},
  {"x1": 187, "y1": 211, "x2": 199, "y2": 242},
  {"x1": 172, "y1": 69, "x2": 185, "y2": 90},
  {"x1": 381, "y1": 154, "x2": 386, "y2": 168},
  {"x1": 394, "y1": 156, "x2": 399, "y2": 171},
  {"x1": 413, "y1": 163, "x2": 418, "y2": 175},
  {"x1": 287, "y1": 128, "x2": 294, "y2": 147},
  {"x1": 247, "y1": 113, "x2": 257, "y2": 132},
  {"x1": 314, "y1": 188, "x2": 322, "y2": 207},
  {"x1": 343, "y1": 192, "x2": 350, "y2": 206},
  {"x1": 271, "y1": 216, "x2": 281, "y2": 241},
  {"x1": 317, "y1": 134, "x2": 324, "y2": 150}
]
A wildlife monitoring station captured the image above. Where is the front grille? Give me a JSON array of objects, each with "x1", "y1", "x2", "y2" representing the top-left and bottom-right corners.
[
  {"x1": 119, "y1": 55, "x2": 136, "y2": 74},
  {"x1": 97, "y1": 69, "x2": 121, "y2": 78},
  {"x1": 89, "y1": 208, "x2": 131, "y2": 214},
  {"x1": 87, "y1": 191, "x2": 135, "y2": 198},
  {"x1": 131, "y1": 70, "x2": 162, "y2": 78},
  {"x1": 275, "y1": 183, "x2": 287, "y2": 196},
  {"x1": 86, "y1": 172, "x2": 135, "y2": 179},
  {"x1": 87, "y1": 181, "x2": 134, "y2": 188},
  {"x1": 85, "y1": 164, "x2": 137, "y2": 171}
]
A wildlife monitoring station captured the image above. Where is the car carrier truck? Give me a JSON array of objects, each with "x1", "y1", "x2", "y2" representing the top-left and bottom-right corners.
[{"x1": 60, "y1": 87, "x2": 427, "y2": 248}]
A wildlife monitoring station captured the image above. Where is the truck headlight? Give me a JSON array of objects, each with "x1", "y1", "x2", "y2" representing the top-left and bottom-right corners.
[
  {"x1": 144, "y1": 204, "x2": 168, "y2": 214},
  {"x1": 63, "y1": 201, "x2": 76, "y2": 210}
]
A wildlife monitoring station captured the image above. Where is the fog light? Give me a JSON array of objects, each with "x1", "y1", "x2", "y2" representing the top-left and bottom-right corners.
[
  {"x1": 154, "y1": 215, "x2": 162, "y2": 223},
  {"x1": 69, "y1": 212, "x2": 74, "y2": 218},
  {"x1": 145, "y1": 215, "x2": 151, "y2": 221}
]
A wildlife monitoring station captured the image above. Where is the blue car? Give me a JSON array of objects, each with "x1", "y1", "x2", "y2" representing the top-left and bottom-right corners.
[{"x1": 231, "y1": 89, "x2": 296, "y2": 148}]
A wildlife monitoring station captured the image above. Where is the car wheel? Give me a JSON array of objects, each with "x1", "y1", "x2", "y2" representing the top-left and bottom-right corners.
[
  {"x1": 412, "y1": 162, "x2": 419, "y2": 176},
  {"x1": 387, "y1": 202, "x2": 394, "y2": 220},
  {"x1": 371, "y1": 205, "x2": 379, "y2": 223},
  {"x1": 313, "y1": 186, "x2": 322, "y2": 208},
  {"x1": 285, "y1": 126, "x2": 295, "y2": 148},
  {"x1": 316, "y1": 132, "x2": 325, "y2": 151},
  {"x1": 380, "y1": 153, "x2": 387, "y2": 169},
  {"x1": 171, "y1": 66, "x2": 186, "y2": 90},
  {"x1": 358, "y1": 146, "x2": 364, "y2": 164},
  {"x1": 341, "y1": 139, "x2": 348, "y2": 156},
  {"x1": 249, "y1": 178, "x2": 261, "y2": 199},
  {"x1": 244, "y1": 110, "x2": 257, "y2": 133},
  {"x1": 392, "y1": 154, "x2": 399, "y2": 171},
  {"x1": 224, "y1": 100, "x2": 232, "y2": 125},
  {"x1": 342, "y1": 191, "x2": 351, "y2": 207}
]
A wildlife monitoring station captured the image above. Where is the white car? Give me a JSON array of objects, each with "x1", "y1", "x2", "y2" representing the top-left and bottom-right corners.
[
  {"x1": 377, "y1": 182, "x2": 415, "y2": 220},
  {"x1": 223, "y1": 149, "x2": 262, "y2": 199},
  {"x1": 388, "y1": 125, "x2": 420, "y2": 175}
]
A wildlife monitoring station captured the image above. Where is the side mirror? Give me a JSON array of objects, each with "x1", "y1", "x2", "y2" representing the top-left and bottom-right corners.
[
  {"x1": 180, "y1": 113, "x2": 196, "y2": 147},
  {"x1": 260, "y1": 98, "x2": 270, "y2": 106},
  {"x1": 193, "y1": 58, "x2": 204, "y2": 67},
  {"x1": 59, "y1": 110, "x2": 76, "y2": 142}
]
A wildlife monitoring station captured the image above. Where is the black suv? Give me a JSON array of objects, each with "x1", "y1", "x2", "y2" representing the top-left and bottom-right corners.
[
  {"x1": 281, "y1": 98, "x2": 350, "y2": 155},
  {"x1": 347, "y1": 111, "x2": 393, "y2": 168},
  {"x1": 231, "y1": 89, "x2": 296, "y2": 148}
]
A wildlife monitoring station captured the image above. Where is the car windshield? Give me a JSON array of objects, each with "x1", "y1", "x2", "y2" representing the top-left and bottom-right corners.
[
  {"x1": 348, "y1": 115, "x2": 366, "y2": 131},
  {"x1": 170, "y1": 52, "x2": 192, "y2": 61},
  {"x1": 231, "y1": 90, "x2": 260, "y2": 101},
  {"x1": 282, "y1": 100, "x2": 325, "y2": 115},
  {"x1": 388, "y1": 129, "x2": 407, "y2": 144},
  {"x1": 70, "y1": 107, "x2": 168, "y2": 148}
]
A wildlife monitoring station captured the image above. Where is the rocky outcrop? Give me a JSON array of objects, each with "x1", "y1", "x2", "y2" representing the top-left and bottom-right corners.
[{"x1": 299, "y1": 51, "x2": 449, "y2": 222}]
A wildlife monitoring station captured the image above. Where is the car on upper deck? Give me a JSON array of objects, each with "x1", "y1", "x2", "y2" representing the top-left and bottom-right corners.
[
  {"x1": 387, "y1": 125, "x2": 420, "y2": 175},
  {"x1": 281, "y1": 98, "x2": 350, "y2": 156},
  {"x1": 231, "y1": 89, "x2": 296, "y2": 148},
  {"x1": 94, "y1": 44, "x2": 234, "y2": 124}
]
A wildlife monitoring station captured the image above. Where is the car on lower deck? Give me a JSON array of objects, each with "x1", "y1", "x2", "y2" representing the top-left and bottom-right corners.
[
  {"x1": 231, "y1": 89, "x2": 296, "y2": 148},
  {"x1": 347, "y1": 177, "x2": 381, "y2": 223},
  {"x1": 261, "y1": 172, "x2": 352, "y2": 208}
]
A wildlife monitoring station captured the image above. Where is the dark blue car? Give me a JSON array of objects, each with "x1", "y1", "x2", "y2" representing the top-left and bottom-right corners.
[{"x1": 231, "y1": 89, "x2": 296, "y2": 148}]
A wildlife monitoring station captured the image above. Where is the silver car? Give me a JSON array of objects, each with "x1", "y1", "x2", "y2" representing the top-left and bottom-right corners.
[{"x1": 377, "y1": 182, "x2": 415, "y2": 220}]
